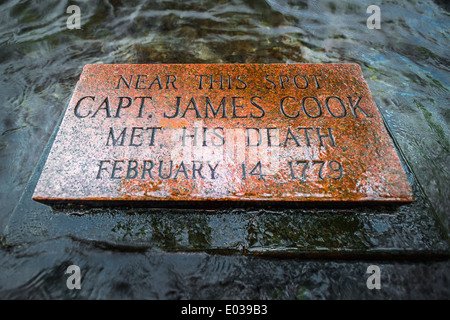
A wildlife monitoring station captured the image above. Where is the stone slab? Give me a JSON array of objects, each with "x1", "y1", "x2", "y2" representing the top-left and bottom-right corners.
[
  {"x1": 32, "y1": 64, "x2": 413, "y2": 205},
  {"x1": 5, "y1": 89, "x2": 447, "y2": 258}
]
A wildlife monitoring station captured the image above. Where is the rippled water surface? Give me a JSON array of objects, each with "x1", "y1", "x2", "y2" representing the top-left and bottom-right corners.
[{"x1": 0, "y1": 0, "x2": 449, "y2": 299}]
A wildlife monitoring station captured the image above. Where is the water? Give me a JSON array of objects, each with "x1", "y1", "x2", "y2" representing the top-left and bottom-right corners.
[{"x1": 0, "y1": 0, "x2": 449, "y2": 299}]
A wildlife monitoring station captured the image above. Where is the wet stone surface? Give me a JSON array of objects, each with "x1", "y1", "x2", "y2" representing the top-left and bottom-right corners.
[
  {"x1": 6, "y1": 64, "x2": 447, "y2": 258},
  {"x1": 32, "y1": 64, "x2": 413, "y2": 205}
]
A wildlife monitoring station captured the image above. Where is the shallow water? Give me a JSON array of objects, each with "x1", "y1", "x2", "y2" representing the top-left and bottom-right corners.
[{"x1": 0, "y1": 0, "x2": 449, "y2": 299}]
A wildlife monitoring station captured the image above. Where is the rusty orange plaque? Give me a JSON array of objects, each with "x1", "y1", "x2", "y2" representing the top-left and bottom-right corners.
[{"x1": 32, "y1": 64, "x2": 413, "y2": 205}]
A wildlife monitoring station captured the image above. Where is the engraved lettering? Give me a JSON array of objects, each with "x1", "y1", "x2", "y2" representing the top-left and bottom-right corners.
[
  {"x1": 96, "y1": 160, "x2": 110, "y2": 179},
  {"x1": 126, "y1": 160, "x2": 139, "y2": 179},
  {"x1": 92, "y1": 97, "x2": 111, "y2": 118},
  {"x1": 232, "y1": 97, "x2": 247, "y2": 118},
  {"x1": 302, "y1": 96, "x2": 322, "y2": 118},
  {"x1": 348, "y1": 96, "x2": 372, "y2": 118},
  {"x1": 106, "y1": 127, "x2": 127, "y2": 146},
  {"x1": 74, "y1": 96, "x2": 95, "y2": 118},
  {"x1": 111, "y1": 160, "x2": 125, "y2": 179},
  {"x1": 280, "y1": 96, "x2": 299, "y2": 118},
  {"x1": 115, "y1": 75, "x2": 133, "y2": 89},
  {"x1": 164, "y1": 96, "x2": 181, "y2": 118},
  {"x1": 115, "y1": 97, "x2": 132, "y2": 118}
]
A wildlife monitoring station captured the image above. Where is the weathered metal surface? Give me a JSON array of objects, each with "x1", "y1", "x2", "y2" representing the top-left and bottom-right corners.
[{"x1": 32, "y1": 64, "x2": 413, "y2": 205}]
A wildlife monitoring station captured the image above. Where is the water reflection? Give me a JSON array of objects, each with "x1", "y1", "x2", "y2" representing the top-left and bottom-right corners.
[{"x1": 1, "y1": 237, "x2": 449, "y2": 299}]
